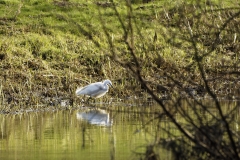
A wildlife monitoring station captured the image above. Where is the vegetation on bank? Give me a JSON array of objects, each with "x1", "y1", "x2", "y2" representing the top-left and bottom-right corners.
[
  {"x1": 0, "y1": 0, "x2": 239, "y2": 110},
  {"x1": 1, "y1": 0, "x2": 240, "y2": 159}
]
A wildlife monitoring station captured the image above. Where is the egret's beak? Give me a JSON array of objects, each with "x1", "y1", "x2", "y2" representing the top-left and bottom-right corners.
[{"x1": 107, "y1": 83, "x2": 113, "y2": 87}]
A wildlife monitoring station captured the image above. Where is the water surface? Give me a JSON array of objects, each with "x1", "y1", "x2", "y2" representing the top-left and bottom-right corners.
[
  {"x1": 0, "y1": 106, "x2": 160, "y2": 160},
  {"x1": 1, "y1": 99, "x2": 238, "y2": 160}
]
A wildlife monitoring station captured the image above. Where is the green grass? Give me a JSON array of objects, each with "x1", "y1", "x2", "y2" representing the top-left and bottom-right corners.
[{"x1": 0, "y1": 0, "x2": 239, "y2": 110}]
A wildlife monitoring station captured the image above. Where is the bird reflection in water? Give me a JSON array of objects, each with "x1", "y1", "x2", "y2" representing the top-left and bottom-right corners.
[{"x1": 76, "y1": 109, "x2": 113, "y2": 126}]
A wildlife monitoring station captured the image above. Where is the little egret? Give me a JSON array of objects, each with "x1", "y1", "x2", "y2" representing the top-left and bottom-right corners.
[
  {"x1": 76, "y1": 79, "x2": 113, "y2": 99},
  {"x1": 76, "y1": 109, "x2": 112, "y2": 126}
]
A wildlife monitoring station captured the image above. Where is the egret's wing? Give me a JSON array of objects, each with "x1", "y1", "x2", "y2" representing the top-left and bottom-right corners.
[
  {"x1": 76, "y1": 82, "x2": 104, "y2": 96},
  {"x1": 75, "y1": 87, "x2": 84, "y2": 95}
]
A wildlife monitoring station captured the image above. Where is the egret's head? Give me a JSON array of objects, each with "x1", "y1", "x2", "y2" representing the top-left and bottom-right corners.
[{"x1": 104, "y1": 79, "x2": 113, "y2": 88}]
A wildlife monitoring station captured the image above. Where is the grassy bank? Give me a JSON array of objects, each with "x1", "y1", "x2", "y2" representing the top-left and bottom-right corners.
[{"x1": 0, "y1": 0, "x2": 240, "y2": 111}]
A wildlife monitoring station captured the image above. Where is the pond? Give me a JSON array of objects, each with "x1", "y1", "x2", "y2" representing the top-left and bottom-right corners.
[
  {"x1": 0, "y1": 99, "x2": 239, "y2": 160},
  {"x1": 0, "y1": 102, "x2": 170, "y2": 160}
]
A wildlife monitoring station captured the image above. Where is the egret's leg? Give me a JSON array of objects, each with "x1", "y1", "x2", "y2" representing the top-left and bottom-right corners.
[
  {"x1": 86, "y1": 97, "x2": 92, "y2": 104},
  {"x1": 80, "y1": 95, "x2": 87, "y2": 103},
  {"x1": 86, "y1": 97, "x2": 98, "y2": 108},
  {"x1": 80, "y1": 96, "x2": 90, "y2": 106}
]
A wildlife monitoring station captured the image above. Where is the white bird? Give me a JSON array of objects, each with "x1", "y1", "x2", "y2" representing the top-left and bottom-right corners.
[
  {"x1": 76, "y1": 79, "x2": 113, "y2": 98},
  {"x1": 76, "y1": 109, "x2": 112, "y2": 126}
]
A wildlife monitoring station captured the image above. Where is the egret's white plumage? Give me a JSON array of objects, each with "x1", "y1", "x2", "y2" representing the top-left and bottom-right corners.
[
  {"x1": 76, "y1": 109, "x2": 112, "y2": 126},
  {"x1": 76, "y1": 79, "x2": 112, "y2": 98}
]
